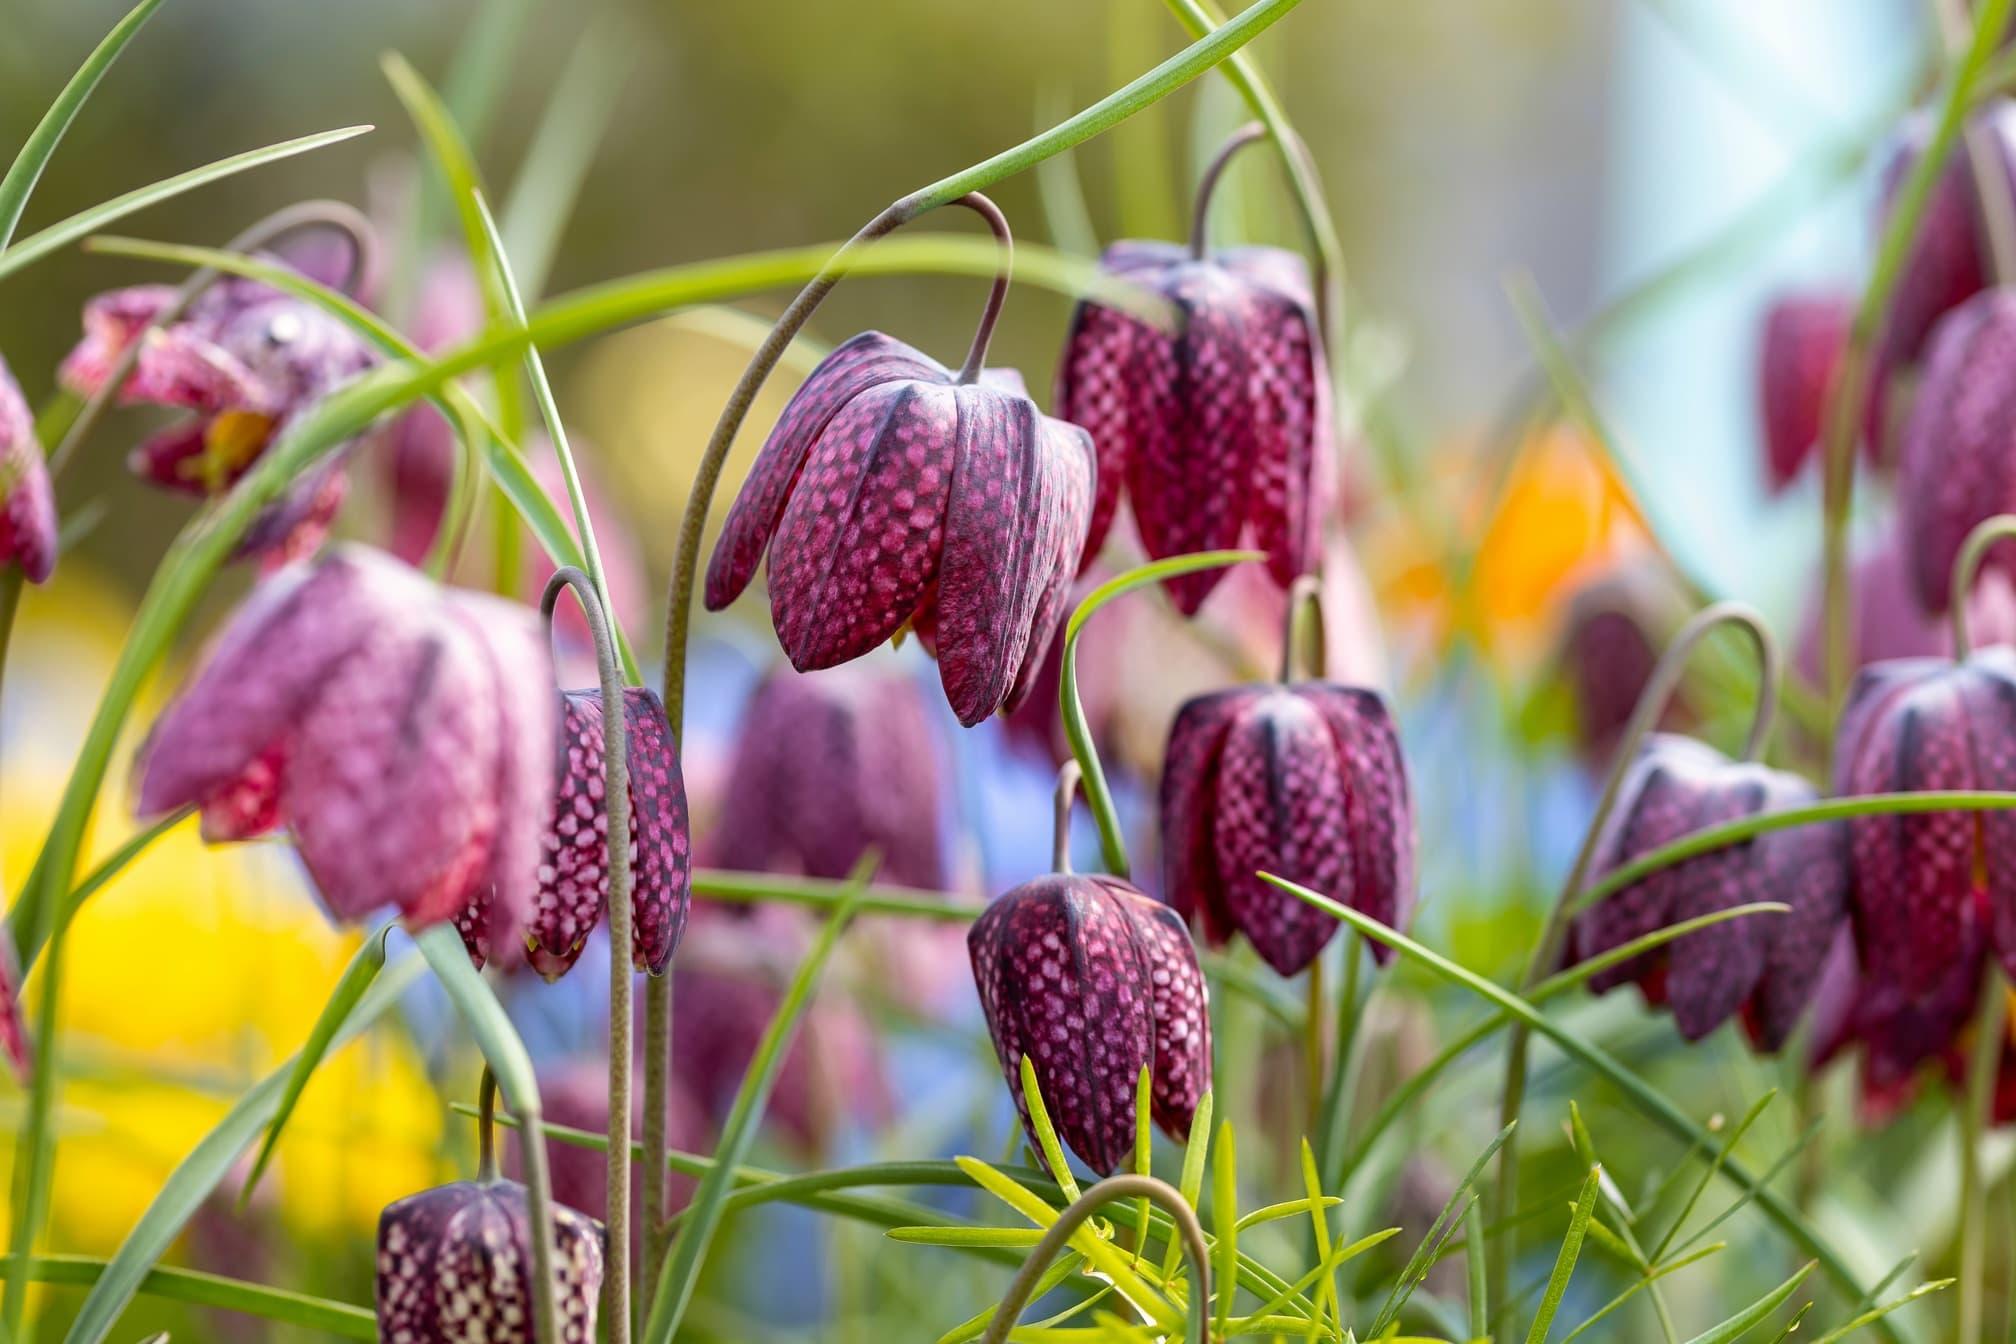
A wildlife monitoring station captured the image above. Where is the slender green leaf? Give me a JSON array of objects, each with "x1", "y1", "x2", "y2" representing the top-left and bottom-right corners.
[
  {"x1": 1810, "y1": 1279, "x2": 1952, "y2": 1344},
  {"x1": 1467, "y1": 1200, "x2": 1490, "y2": 1342},
  {"x1": 1681, "y1": 1263, "x2": 1814, "y2": 1344},
  {"x1": 1525, "y1": 1166, "x2": 1602, "y2": 1344},
  {"x1": 413, "y1": 923, "x2": 537, "y2": 1112},
  {"x1": 885, "y1": 1227, "x2": 1046, "y2": 1248},
  {"x1": 5, "y1": 1255, "x2": 371, "y2": 1339},
  {"x1": 1211, "y1": 1122, "x2": 1237, "y2": 1336},
  {"x1": 1372, "y1": 1122, "x2": 1517, "y2": 1337},
  {"x1": 0, "y1": 0, "x2": 165, "y2": 252},
  {"x1": 61, "y1": 956, "x2": 424, "y2": 1344},
  {"x1": 499, "y1": 18, "x2": 631, "y2": 298},
  {"x1": 1651, "y1": 1090, "x2": 1776, "y2": 1260},
  {"x1": 937, "y1": 1252, "x2": 1088, "y2": 1344},
  {"x1": 238, "y1": 924, "x2": 392, "y2": 1206},
  {"x1": 1018, "y1": 1055, "x2": 1083, "y2": 1204},
  {"x1": 0, "y1": 126, "x2": 373, "y2": 283},
  {"x1": 1559, "y1": 1243, "x2": 1728, "y2": 1344}
]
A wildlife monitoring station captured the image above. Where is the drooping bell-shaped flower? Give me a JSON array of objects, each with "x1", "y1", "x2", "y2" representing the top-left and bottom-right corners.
[
  {"x1": 707, "y1": 664, "x2": 945, "y2": 891},
  {"x1": 134, "y1": 546, "x2": 555, "y2": 949},
  {"x1": 1869, "y1": 104, "x2": 2016, "y2": 458},
  {"x1": 502, "y1": 686, "x2": 690, "y2": 980},
  {"x1": 705, "y1": 201, "x2": 1095, "y2": 727},
  {"x1": 1055, "y1": 126, "x2": 1334, "y2": 615},
  {"x1": 0, "y1": 355, "x2": 56, "y2": 584},
  {"x1": 61, "y1": 265, "x2": 377, "y2": 558},
  {"x1": 1558, "y1": 563, "x2": 1690, "y2": 767},
  {"x1": 1567, "y1": 736, "x2": 1852, "y2": 1043},
  {"x1": 1756, "y1": 290, "x2": 1851, "y2": 491},
  {"x1": 1161, "y1": 682, "x2": 1414, "y2": 975},
  {"x1": 1898, "y1": 289, "x2": 2016, "y2": 614},
  {"x1": 375, "y1": 1180, "x2": 603, "y2": 1343},
  {"x1": 968, "y1": 872, "x2": 1211, "y2": 1175}
]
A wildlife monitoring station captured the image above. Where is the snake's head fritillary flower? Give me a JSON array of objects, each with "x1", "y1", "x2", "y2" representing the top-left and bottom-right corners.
[
  {"x1": 1835, "y1": 649, "x2": 2016, "y2": 1006},
  {"x1": 1869, "y1": 104, "x2": 2016, "y2": 460},
  {"x1": 1558, "y1": 564, "x2": 1690, "y2": 767},
  {"x1": 1567, "y1": 736, "x2": 1852, "y2": 1043},
  {"x1": 0, "y1": 939, "x2": 28, "y2": 1083},
  {"x1": 513, "y1": 686, "x2": 690, "y2": 980},
  {"x1": 0, "y1": 355, "x2": 56, "y2": 585},
  {"x1": 1898, "y1": 289, "x2": 2016, "y2": 614},
  {"x1": 1056, "y1": 240, "x2": 1333, "y2": 614},
  {"x1": 375, "y1": 1180, "x2": 603, "y2": 1344},
  {"x1": 134, "y1": 546, "x2": 555, "y2": 950},
  {"x1": 1757, "y1": 290, "x2": 1851, "y2": 491},
  {"x1": 1161, "y1": 682, "x2": 1414, "y2": 975},
  {"x1": 707, "y1": 664, "x2": 945, "y2": 892},
  {"x1": 61, "y1": 269, "x2": 377, "y2": 558},
  {"x1": 704, "y1": 332, "x2": 1094, "y2": 727},
  {"x1": 1795, "y1": 540, "x2": 2016, "y2": 693},
  {"x1": 968, "y1": 872, "x2": 1211, "y2": 1175}
]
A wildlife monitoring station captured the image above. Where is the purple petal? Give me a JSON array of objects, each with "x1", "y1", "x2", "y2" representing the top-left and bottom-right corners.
[
  {"x1": 1301, "y1": 683, "x2": 1417, "y2": 964},
  {"x1": 0, "y1": 356, "x2": 57, "y2": 584},
  {"x1": 1660, "y1": 768, "x2": 1775, "y2": 1041},
  {"x1": 1744, "y1": 785, "x2": 1852, "y2": 1052},
  {"x1": 1160, "y1": 687, "x2": 1251, "y2": 947},
  {"x1": 1958, "y1": 648, "x2": 2016, "y2": 980},
  {"x1": 621, "y1": 687, "x2": 691, "y2": 974},
  {"x1": 1055, "y1": 300, "x2": 1145, "y2": 573},
  {"x1": 706, "y1": 332, "x2": 946, "y2": 610},
  {"x1": 1105, "y1": 877, "x2": 1211, "y2": 1140}
]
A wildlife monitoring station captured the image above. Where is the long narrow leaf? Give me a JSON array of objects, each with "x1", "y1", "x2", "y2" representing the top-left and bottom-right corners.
[
  {"x1": 0, "y1": 0, "x2": 165, "y2": 252},
  {"x1": 6, "y1": 1255, "x2": 371, "y2": 1339},
  {"x1": 0, "y1": 126, "x2": 372, "y2": 283},
  {"x1": 1681, "y1": 1263, "x2": 1814, "y2": 1344},
  {"x1": 1525, "y1": 1166, "x2": 1602, "y2": 1344},
  {"x1": 413, "y1": 924, "x2": 538, "y2": 1111}
]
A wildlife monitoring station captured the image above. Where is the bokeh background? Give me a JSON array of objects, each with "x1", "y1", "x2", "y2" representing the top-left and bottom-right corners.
[{"x1": 0, "y1": 0, "x2": 1971, "y2": 1339}]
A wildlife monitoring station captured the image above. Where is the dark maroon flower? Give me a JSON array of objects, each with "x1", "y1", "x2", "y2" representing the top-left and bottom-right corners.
[
  {"x1": 704, "y1": 332, "x2": 1095, "y2": 727},
  {"x1": 671, "y1": 905, "x2": 888, "y2": 1152},
  {"x1": 375, "y1": 1180, "x2": 603, "y2": 1343},
  {"x1": 500, "y1": 686, "x2": 690, "y2": 980},
  {"x1": 968, "y1": 872, "x2": 1211, "y2": 1175},
  {"x1": 1757, "y1": 291, "x2": 1850, "y2": 491},
  {"x1": 1161, "y1": 682, "x2": 1414, "y2": 975},
  {"x1": 134, "y1": 546, "x2": 555, "y2": 949},
  {"x1": 61, "y1": 268, "x2": 377, "y2": 557},
  {"x1": 1567, "y1": 736, "x2": 1851, "y2": 1044},
  {"x1": 1558, "y1": 566, "x2": 1689, "y2": 767},
  {"x1": 0, "y1": 355, "x2": 56, "y2": 584},
  {"x1": 1897, "y1": 288, "x2": 2016, "y2": 614},
  {"x1": 1056, "y1": 239, "x2": 1332, "y2": 614},
  {"x1": 1869, "y1": 105, "x2": 2016, "y2": 460},
  {"x1": 0, "y1": 938, "x2": 27, "y2": 1083},
  {"x1": 707, "y1": 664, "x2": 944, "y2": 891}
]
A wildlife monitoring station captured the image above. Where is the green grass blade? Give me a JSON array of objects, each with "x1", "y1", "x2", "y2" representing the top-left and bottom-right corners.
[
  {"x1": 1468, "y1": 1199, "x2": 1490, "y2": 1342},
  {"x1": 641, "y1": 875, "x2": 865, "y2": 1342},
  {"x1": 1681, "y1": 1263, "x2": 1814, "y2": 1344},
  {"x1": 1160, "y1": 1088, "x2": 1214, "y2": 1284},
  {"x1": 0, "y1": 125, "x2": 372, "y2": 283},
  {"x1": 500, "y1": 18, "x2": 632, "y2": 299},
  {"x1": 1265, "y1": 872, "x2": 1901, "y2": 1342},
  {"x1": 237, "y1": 924, "x2": 392, "y2": 1207},
  {"x1": 1524, "y1": 1166, "x2": 1602, "y2": 1344},
  {"x1": 1559, "y1": 1243, "x2": 1727, "y2": 1344},
  {"x1": 1809, "y1": 1279, "x2": 1952, "y2": 1344},
  {"x1": 0, "y1": 0, "x2": 165, "y2": 253},
  {"x1": 1650, "y1": 1090, "x2": 1777, "y2": 1261},
  {"x1": 1372, "y1": 1121, "x2": 1517, "y2": 1337},
  {"x1": 61, "y1": 955, "x2": 423, "y2": 1344},
  {"x1": 1018, "y1": 1054, "x2": 1083, "y2": 1203},
  {"x1": 6, "y1": 1255, "x2": 372, "y2": 1339},
  {"x1": 1212, "y1": 1121, "x2": 1238, "y2": 1337}
]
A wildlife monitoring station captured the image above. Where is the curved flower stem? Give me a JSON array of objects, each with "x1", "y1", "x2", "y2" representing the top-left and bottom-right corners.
[
  {"x1": 1820, "y1": 0, "x2": 2012, "y2": 714},
  {"x1": 981, "y1": 1174, "x2": 1210, "y2": 1344},
  {"x1": 953, "y1": 193, "x2": 1012, "y2": 384},
  {"x1": 476, "y1": 1066, "x2": 500, "y2": 1182},
  {"x1": 47, "y1": 199, "x2": 378, "y2": 481},
  {"x1": 1487, "y1": 599, "x2": 1778, "y2": 1340},
  {"x1": 1278, "y1": 573, "x2": 1325, "y2": 683},
  {"x1": 1188, "y1": 121, "x2": 1268, "y2": 261},
  {"x1": 1950, "y1": 514, "x2": 2016, "y2": 656},
  {"x1": 1053, "y1": 760, "x2": 1083, "y2": 874},
  {"x1": 542, "y1": 566, "x2": 633, "y2": 1344},
  {"x1": 1958, "y1": 966, "x2": 2005, "y2": 1344}
]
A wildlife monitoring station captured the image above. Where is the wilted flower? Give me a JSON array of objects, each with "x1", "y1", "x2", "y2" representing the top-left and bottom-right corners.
[
  {"x1": 1897, "y1": 289, "x2": 2016, "y2": 613},
  {"x1": 0, "y1": 354, "x2": 57, "y2": 584},
  {"x1": 1869, "y1": 105, "x2": 2016, "y2": 459},
  {"x1": 1055, "y1": 238, "x2": 1332, "y2": 614},
  {"x1": 1756, "y1": 291, "x2": 1850, "y2": 491},
  {"x1": 134, "y1": 546, "x2": 555, "y2": 949},
  {"x1": 500, "y1": 686, "x2": 690, "y2": 980},
  {"x1": 61, "y1": 268, "x2": 377, "y2": 557},
  {"x1": 1568, "y1": 736, "x2": 1851, "y2": 1044},
  {"x1": 705, "y1": 329, "x2": 1095, "y2": 726},
  {"x1": 1161, "y1": 682, "x2": 1414, "y2": 975},
  {"x1": 707, "y1": 664, "x2": 944, "y2": 891},
  {"x1": 375, "y1": 1180, "x2": 603, "y2": 1343},
  {"x1": 968, "y1": 872, "x2": 1210, "y2": 1175}
]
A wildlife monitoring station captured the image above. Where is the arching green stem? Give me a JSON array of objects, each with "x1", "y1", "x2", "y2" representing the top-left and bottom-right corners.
[
  {"x1": 542, "y1": 566, "x2": 633, "y2": 1344},
  {"x1": 1061, "y1": 551, "x2": 1260, "y2": 878},
  {"x1": 980, "y1": 1174, "x2": 1210, "y2": 1344},
  {"x1": 1950, "y1": 513, "x2": 2016, "y2": 656},
  {"x1": 1053, "y1": 760, "x2": 1083, "y2": 874},
  {"x1": 1188, "y1": 121, "x2": 1268, "y2": 261},
  {"x1": 1488, "y1": 600, "x2": 1778, "y2": 1340},
  {"x1": 1279, "y1": 572, "x2": 1325, "y2": 683}
]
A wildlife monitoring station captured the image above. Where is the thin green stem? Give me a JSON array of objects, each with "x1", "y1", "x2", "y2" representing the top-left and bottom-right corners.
[
  {"x1": 542, "y1": 568, "x2": 632, "y2": 1344},
  {"x1": 1950, "y1": 514, "x2": 2016, "y2": 656},
  {"x1": 1053, "y1": 760, "x2": 1083, "y2": 874},
  {"x1": 0, "y1": 1254, "x2": 374, "y2": 1339},
  {"x1": 1958, "y1": 967, "x2": 2005, "y2": 1344},
  {"x1": 477, "y1": 1067, "x2": 500, "y2": 1182},
  {"x1": 1280, "y1": 572, "x2": 1325, "y2": 683},
  {"x1": 1822, "y1": 0, "x2": 2013, "y2": 711},
  {"x1": 1490, "y1": 602, "x2": 1777, "y2": 1337},
  {"x1": 982, "y1": 1175, "x2": 1210, "y2": 1344},
  {"x1": 1188, "y1": 122, "x2": 1268, "y2": 260}
]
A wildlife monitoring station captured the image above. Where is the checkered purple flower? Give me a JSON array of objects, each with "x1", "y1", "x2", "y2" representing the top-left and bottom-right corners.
[{"x1": 375, "y1": 1180, "x2": 602, "y2": 1343}]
